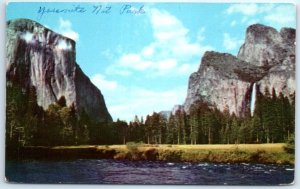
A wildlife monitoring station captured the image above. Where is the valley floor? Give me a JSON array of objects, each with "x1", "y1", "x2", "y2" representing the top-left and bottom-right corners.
[{"x1": 14, "y1": 143, "x2": 294, "y2": 165}]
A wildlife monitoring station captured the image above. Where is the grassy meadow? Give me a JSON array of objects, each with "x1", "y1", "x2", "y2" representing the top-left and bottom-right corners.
[{"x1": 20, "y1": 143, "x2": 294, "y2": 165}]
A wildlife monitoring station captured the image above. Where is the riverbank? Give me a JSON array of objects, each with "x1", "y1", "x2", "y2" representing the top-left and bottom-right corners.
[{"x1": 13, "y1": 143, "x2": 294, "y2": 165}]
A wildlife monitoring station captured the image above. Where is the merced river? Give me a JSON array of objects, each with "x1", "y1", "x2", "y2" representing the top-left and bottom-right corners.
[{"x1": 6, "y1": 159, "x2": 294, "y2": 185}]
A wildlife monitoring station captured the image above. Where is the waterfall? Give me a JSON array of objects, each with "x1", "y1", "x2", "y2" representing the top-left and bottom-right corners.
[{"x1": 250, "y1": 83, "x2": 256, "y2": 116}]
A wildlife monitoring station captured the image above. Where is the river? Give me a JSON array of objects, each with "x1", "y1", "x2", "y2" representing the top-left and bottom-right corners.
[{"x1": 6, "y1": 159, "x2": 294, "y2": 185}]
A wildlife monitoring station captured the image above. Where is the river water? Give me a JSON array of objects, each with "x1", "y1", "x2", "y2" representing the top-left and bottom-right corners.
[{"x1": 6, "y1": 159, "x2": 294, "y2": 185}]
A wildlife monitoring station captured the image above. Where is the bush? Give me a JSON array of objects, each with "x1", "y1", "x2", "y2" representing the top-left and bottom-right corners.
[
  {"x1": 250, "y1": 150, "x2": 266, "y2": 162},
  {"x1": 143, "y1": 148, "x2": 158, "y2": 161},
  {"x1": 125, "y1": 142, "x2": 146, "y2": 160},
  {"x1": 158, "y1": 150, "x2": 182, "y2": 162},
  {"x1": 126, "y1": 142, "x2": 141, "y2": 152}
]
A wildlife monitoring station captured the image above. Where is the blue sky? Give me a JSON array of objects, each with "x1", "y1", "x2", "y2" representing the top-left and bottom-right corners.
[{"x1": 6, "y1": 2, "x2": 296, "y2": 122}]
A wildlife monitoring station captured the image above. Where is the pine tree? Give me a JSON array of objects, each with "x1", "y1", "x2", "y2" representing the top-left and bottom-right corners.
[
  {"x1": 166, "y1": 115, "x2": 176, "y2": 144},
  {"x1": 189, "y1": 104, "x2": 199, "y2": 144},
  {"x1": 59, "y1": 107, "x2": 75, "y2": 145},
  {"x1": 221, "y1": 105, "x2": 231, "y2": 144},
  {"x1": 230, "y1": 114, "x2": 239, "y2": 144}
]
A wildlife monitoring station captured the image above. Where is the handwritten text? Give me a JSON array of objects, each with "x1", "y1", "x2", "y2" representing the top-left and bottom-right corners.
[
  {"x1": 36, "y1": 4, "x2": 146, "y2": 20},
  {"x1": 37, "y1": 5, "x2": 86, "y2": 20}
]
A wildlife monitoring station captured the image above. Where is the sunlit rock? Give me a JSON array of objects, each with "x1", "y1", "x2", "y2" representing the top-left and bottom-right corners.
[{"x1": 6, "y1": 19, "x2": 112, "y2": 122}]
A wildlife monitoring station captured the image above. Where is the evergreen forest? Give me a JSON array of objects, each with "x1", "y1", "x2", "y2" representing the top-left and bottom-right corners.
[{"x1": 6, "y1": 83, "x2": 295, "y2": 153}]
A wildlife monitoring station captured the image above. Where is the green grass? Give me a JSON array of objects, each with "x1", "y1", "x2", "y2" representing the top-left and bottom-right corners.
[{"x1": 21, "y1": 143, "x2": 294, "y2": 164}]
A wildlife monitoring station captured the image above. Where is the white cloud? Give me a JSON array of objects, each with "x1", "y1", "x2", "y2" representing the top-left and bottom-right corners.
[
  {"x1": 157, "y1": 59, "x2": 177, "y2": 72},
  {"x1": 226, "y1": 4, "x2": 274, "y2": 16},
  {"x1": 223, "y1": 33, "x2": 243, "y2": 51},
  {"x1": 119, "y1": 53, "x2": 152, "y2": 71},
  {"x1": 119, "y1": 53, "x2": 141, "y2": 67},
  {"x1": 102, "y1": 8, "x2": 215, "y2": 121},
  {"x1": 91, "y1": 74, "x2": 118, "y2": 91},
  {"x1": 150, "y1": 9, "x2": 188, "y2": 43},
  {"x1": 247, "y1": 19, "x2": 259, "y2": 26},
  {"x1": 257, "y1": 4, "x2": 275, "y2": 13},
  {"x1": 107, "y1": 85, "x2": 187, "y2": 122},
  {"x1": 264, "y1": 5, "x2": 296, "y2": 26},
  {"x1": 226, "y1": 4, "x2": 295, "y2": 29},
  {"x1": 142, "y1": 46, "x2": 154, "y2": 57},
  {"x1": 149, "y1": 9, "x2": 211, "y2": 59},
  {"x1": 106, "y1": 68, "x2": 132, "y2": 76},
  {"x1": 107, "y1": 8, "x2": 213, "y2": 77},
  {"x1": 178, "y1": 63, "x2": 198, "y2": 74},
  {"x1": 57, "y1": 18, "x2": 79, "y2": 41},
  {"x1": 226, "y1": 4, "x2": 258, "y2": 15}
]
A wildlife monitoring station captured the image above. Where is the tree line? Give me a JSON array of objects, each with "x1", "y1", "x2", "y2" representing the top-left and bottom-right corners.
[{"x1": 6, "y1": 83, "x2": 295, "y2": 153}]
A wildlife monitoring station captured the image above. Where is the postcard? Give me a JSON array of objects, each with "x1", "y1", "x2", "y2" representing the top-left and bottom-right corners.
[{"x1": 5, "y1": 1, "x2": 296, "y2": 185}]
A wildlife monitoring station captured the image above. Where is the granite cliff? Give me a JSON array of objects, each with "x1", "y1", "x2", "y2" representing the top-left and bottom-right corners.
[
  {"x1": 184, "y1": 24, "x2": 295, "y2": 116},
  {"x1": 6, "y1": 19, "x2": 112, "y2": 122}
]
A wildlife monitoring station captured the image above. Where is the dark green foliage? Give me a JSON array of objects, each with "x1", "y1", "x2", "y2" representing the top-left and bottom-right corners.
[
  {"x1": 6, "y1": 83, "x2": 295, "y2": 155},
  {"x1": 252, "y1": 86, "x2": 294, "y2": 144},
  {"x1": 7, "y1": 85, "x2": 116, "y2": 149},
  {"x1": 284, "y1": 134, "x2": 295, "y2": 154}
]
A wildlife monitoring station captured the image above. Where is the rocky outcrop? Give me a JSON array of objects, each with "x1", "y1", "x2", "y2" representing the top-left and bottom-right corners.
[
  {"x1": 238, "y1": 24, "x2": 295, "y2": 99},
  {"x1": 6, "y1": 19, "x2": 112, "y2": 122},
  {"x1": 184, "y1": 24, "x2": 295, "y2": 116},
  {"x1": 184, "y1": 52, "x2": 260, "y2": 116},
  {"x1": 238, "y1": 24, "x2": 295, "y2": 67}
]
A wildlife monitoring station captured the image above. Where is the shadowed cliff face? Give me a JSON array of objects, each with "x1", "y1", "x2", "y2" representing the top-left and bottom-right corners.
[
  {"x1": 6, "y1": 19, "x2": 112, "y2": 122},
  {"x1": 184, "y1": 24, "x2": 295, "y2": 116}
]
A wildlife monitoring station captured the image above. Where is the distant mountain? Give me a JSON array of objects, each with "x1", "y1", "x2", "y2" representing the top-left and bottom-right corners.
[
  {"x1": 6, "y1": 19, "x2": 112, "y2": 122},
  {"x1": 184, "y1": 24, "x2": 295, "y2": 116}
]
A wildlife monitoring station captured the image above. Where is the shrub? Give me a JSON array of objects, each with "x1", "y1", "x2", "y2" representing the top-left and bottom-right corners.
[
  {"x1": 250, "y1": 150, "x2": 266, "y2": 162},
  {"x1": 143, "y1": 148, "x2": 158, "y2": 161},
  {"x1": 159, "y1": 150, "x2": 182, "y2": 162},
  {"x1": 126, "y1": 142, "x2": 140, "y2": 152}
]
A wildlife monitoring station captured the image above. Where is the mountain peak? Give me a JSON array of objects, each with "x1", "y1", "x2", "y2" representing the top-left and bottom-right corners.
[
  {"x1": 6, "y1": 19, "x2": 112, "y2": 122},
  {"x1": 238, "y1": 24, "x2": 295, "y2": 67},
  {"x1": 184, "y1": 24, "x2": 295, "y2": 117}
]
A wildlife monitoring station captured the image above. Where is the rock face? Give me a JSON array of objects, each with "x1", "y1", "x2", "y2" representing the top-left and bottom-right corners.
[
  {"x1": 6, "y1": 19, "x2": 112, "y2": 122},
  {"x1": 184, "y1": 24, "x2": 295, "y2": 116},
  {"x1": 238, "y1": 24, "x2": 295, "y2": 67},
  {"x1": 238, "y1": 24, "x2": 295, "y2": 99}
]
